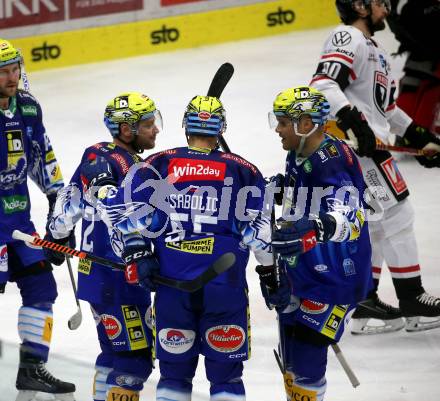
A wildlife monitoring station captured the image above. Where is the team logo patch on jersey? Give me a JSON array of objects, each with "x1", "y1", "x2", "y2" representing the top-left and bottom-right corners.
[
  {"x1": 168, "y1": 158, "x2": 226, "y2": 182},
  {"x1": 303, "y1": 160, "x2": 312, "y2": 173},
  {"x1": 78, "y1": 258, "x2": 92, "y2": 275},
  {"x1": 325, "y1": 144, "x2": 340, "y2": 158},
  {"x1": 380, "y1": 157, "x2": 407, "y2": 195},
  {"x1": 0, "y1": 245, "x2": 7, "y2": 273},
  {"x1": 45, "y1": 150, "x2": 55, "y2": 163},
  {"x1": 374, "y1": 71, "x2": 389, "y2": 116},
  {"x1": 20, "y1": 105, "x2": 37, "y2": 116},
  {"x1": 159, "y1": 328, "x2": 195, "y2": 354},
  {"x1": 300, "y1": 299, "x2": 329, "y2": 314},
  {"x1": 343, "y1": 258, "x2": 356, "y2": 276},
  {"x1": 205, "y1": 325, "x2": 245, "y2": 353},
  {"x1": 6, "y1": 130, "x2": 24, "y2": 166},
  {"x1": 320, "y1": 305, "x2": 349, "y2": 339},
  {"x1": 332, "y1": 31, "x2": 352, "y2": 46},
  {"x1": 101, "y1": 314, "x2": 122, "y2": 340},
  {"x1": 46, "y1": 162, "x2": 63, "y2": 183},
  {"x1": 1, "y1": 195, "x2": 28, "y2": 214},
  {"x1": 166, "y1": 237, "x2": 214, "y2": 254}
]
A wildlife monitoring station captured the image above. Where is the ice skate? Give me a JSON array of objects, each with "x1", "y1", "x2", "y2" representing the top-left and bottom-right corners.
[
  {"x1": 351, "y1": 294, "x2": 405, "y2": 335},
  {"x1": 400, "y1": 292, "x2": 440, "y2": 332},
  {"x1": 16, "y1": 359, "x2": 75, "y2": 401}
]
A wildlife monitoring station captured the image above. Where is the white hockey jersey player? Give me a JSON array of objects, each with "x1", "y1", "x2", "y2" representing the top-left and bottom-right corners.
[{"x1": 311, "y1": 4, "x2": 440, "y2": 334}]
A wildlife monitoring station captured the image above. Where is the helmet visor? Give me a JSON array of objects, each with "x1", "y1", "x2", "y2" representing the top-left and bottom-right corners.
[{"x1": 140, "y1": 109, "x2": 163, "y2": 131}]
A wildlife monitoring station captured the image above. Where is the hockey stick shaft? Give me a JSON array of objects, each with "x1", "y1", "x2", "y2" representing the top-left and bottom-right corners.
[
  {"x1": 331, "y1": 343, "x2": 360, "y2": 388},
  {"x1": 66, "y1": 256, "x2": 80, "y2": 308},
  {"x1": 206, "y1": 64, "x2": 289, "y2": 371},
  {"x1": 12, "y1": 230, "x2": 234, "y2": 293},
  {"x1": 345, "y1": 135, "x2": 439, "y2": 156},
  {"x1": 66, "y1": 256, "x2": 83, "y2": 330}
]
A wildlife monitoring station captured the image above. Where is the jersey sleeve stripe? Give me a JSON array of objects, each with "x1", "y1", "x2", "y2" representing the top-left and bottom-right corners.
[{"x1": 321, "y1": 53, "x2": 354, "y2": 65}]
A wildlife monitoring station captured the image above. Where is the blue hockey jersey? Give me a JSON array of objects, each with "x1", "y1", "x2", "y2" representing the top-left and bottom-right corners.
[
  {"x1": 95, "y1": 146, "x2": 273, "y2": 288},
  {"x1": 0, "y1": 90, "x2": 63, "y2": 243},
  {"x1": 280, "y1": 135, "x2": 373, "y2": 304},
  {"x1": 49, "y1": 142, "x2": 150, "y2": 304}
]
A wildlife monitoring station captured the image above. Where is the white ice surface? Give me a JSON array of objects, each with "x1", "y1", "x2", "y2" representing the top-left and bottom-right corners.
[{"x1": 1, "y1": 26, "x2": 439, "y2": 401}]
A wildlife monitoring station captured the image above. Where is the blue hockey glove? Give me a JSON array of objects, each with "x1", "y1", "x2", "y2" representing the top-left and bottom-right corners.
[
  {"x1": 272, "y1": 215, "x2": 336, "y2": 257},
  {"x1": 122, "y1": 246, "x2": 160, "y2": 291},
  {"x1": 80, "y1": 154, "x2": 116, "y2": 190},
  {"x1": 43, "y1": 230, "x2": 76, "y2": 266},
  {"x1": 265, "y1": 173, "x2": 285, "y2": 206},
  {"x1": 255, "y1": 265, "x2": 291, "y2": 311}
]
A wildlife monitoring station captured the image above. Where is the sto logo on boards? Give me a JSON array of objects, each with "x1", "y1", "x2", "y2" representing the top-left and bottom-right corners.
[
  {"x1": 267, "y1": 7, "x2": 295, "y2": 27},
  {"x1": 151, "y1": 25, "x2": 180, "y2": 45},
  {"x1": 31, "y1": 42, "x2": 61, "y2": 62}
]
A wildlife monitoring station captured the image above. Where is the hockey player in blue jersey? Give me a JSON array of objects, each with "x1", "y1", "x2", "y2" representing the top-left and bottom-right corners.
[
  {"x1": 81, "y1": 95, "x2": 282, "y2": 401},
  {"x1": 0, "y1": 39, "x2": 76, "y2": 401},
  {"x1": 46, "y1": 92, "x2": 162, "y2": 401},
  {"x1": 264, "y1": 86, "x2": 373, "y2": 401}
]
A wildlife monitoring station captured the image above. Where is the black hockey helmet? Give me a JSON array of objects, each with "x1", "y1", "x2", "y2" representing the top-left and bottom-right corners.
[
  {"x1": 336, "y1": 0, "x2": 371, "y2": 24},
  {"x1": 336, "y1": 0, "x2": 391, "y2": 24}
]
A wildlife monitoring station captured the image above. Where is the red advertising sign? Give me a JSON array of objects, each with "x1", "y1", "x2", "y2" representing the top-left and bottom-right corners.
[
  {"x1": 0, "y1": 0, "x2": 64, "y2": 29},
  {"x1": 161, "y1": 0, "x2": 203, "y2": 5},
  {"x1": 70, "y1": 0, "x2": 143, "y2": 19}
]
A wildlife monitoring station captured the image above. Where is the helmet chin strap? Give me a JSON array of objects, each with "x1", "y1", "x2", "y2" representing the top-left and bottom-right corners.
[{"x1": 294, "y1": 122, "x2": 319, "y2": 157}]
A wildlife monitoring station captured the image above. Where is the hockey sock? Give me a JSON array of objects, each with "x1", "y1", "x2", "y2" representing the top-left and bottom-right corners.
[
  {"x1": 157, "y1": 358, "x2": 197, "y2": 401},
  {"x1": 205, "y1": 359, "x2": 245, "y2": 401},
  {"x1": 18, "y1": 303, "x2": 53, "y2": 362},
  {"x1": 93, "y1": 365, "x2": 112, "y2": 401}
]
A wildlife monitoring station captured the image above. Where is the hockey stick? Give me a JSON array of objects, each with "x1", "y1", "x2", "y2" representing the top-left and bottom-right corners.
[
  {"x1": 345, "y1": 133, "x2": 440, "y2": 156},
  {"x1": 207, "y1": 62, "x2": 234, "y2": 153},
  {"x1": 12, "y1": 230, "x2": 236, "y2": 293},
  {"x1": 65, "y1": 256, "x2": 82, "y2": 330},
  {"x1": 206, "y1": 67, "x2": 359, "y2": 384},
  {"x1": 331, "y1": 343, "x2": 360, "y2": 388},
  {"x1": 206, "y1": 65, "x2": 290, "y2": 373}
]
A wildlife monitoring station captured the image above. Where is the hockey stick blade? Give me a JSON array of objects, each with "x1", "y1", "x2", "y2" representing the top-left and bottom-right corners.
[
  {"x1": 207, "y1": 62, "x2": 234, "y2": 98},
  {"x1": 12, "y1": 230, "x2": 235, "y2": 293},
  {"x1": 153, "y1": 252, "x2": 236, "y2": 292},
  {"x1": 66, "y1": 257, "x2": 82, "y2": 330},
  {"x1": 207, "y1": 63, "x2": 234, "y2": 154}
]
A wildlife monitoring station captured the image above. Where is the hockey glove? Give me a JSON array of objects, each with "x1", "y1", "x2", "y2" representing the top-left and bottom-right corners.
[
  {"x1": 80, "y1": 154, "x2": 117, "y2": 190},
  {"x1": 272, "y1": 214, "x2": 336, "y2": 257},
  {"x1": 265, "y1": 173, "x2": 285, "y2": 206},
  {"x1": 43, "y1": 230, "x2": 76, "y2": 266},
  {"x1": 122, "y1": 246, "x2": 160, "y2": 291},
  {"x1": 337, "y1": 106, "x2": 377, "y2": 157},
  {"x1": 402, "y1": 123, "x2": 440, "y2": 168},
  {"x1": 255, "y1": 265, "x2": 291, "y2": 311},
  {"x1": 0, "y1": 282, "x2": 6, "y2": 294}
]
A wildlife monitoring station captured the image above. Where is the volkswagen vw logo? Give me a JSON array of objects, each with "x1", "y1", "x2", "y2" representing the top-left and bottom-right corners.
[{"x1": 332, "y1": 31, "x2": 352, "y2": 46}]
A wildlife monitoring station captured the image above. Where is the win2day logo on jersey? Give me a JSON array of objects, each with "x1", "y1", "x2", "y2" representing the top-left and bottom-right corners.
[{"x1": 168, "y1": 158, "x2": 226, "y2": 182}]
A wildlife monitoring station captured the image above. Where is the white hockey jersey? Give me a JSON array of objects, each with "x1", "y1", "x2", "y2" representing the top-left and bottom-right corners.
[
  {"x1": 311, "y1": 25, "x2": 412, "y2": 144},
  {"x1": 311, "y1": 25, "x2": 414, "y2": 212}
]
